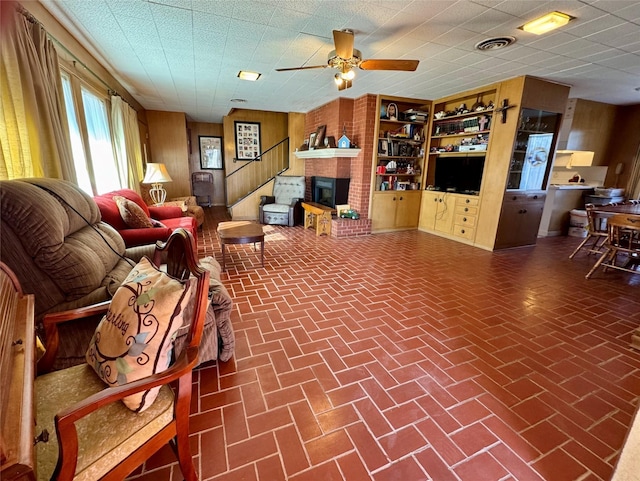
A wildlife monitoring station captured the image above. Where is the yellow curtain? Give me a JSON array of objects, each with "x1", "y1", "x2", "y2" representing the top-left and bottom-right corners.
[
  {"x1": 111, "y1": 95, "x2": 144, "y2": 192},
  {"x1": 0, "y1": 2, "x2": 75, "y2": 181}
]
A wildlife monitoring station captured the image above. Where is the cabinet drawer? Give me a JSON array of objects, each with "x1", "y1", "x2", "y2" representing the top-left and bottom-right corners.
[
  {"x1": 455, "y1": 213, "x2": 477, "y2": 227},
  {"x1": 453, "y1": 224, "x2": 475, "y2": 240},
  {"x1": 526, "y1": 192, "x2": 546, "y2": 202},
  {"x1": 456, "y1": 196, "x2": 479, "y2": 206},
  {"x1": 455, "y1": 204, "x2": 478, "y2": 216}
]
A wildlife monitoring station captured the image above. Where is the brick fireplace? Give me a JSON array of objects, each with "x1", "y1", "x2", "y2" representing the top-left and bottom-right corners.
[{"x1": 303, "y1": 95, "x2": 377, "y2": 236}]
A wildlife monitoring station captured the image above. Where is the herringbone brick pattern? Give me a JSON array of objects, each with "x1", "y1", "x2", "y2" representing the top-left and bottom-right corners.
[{"x1": 128, "y1": 207, "x2": 640, "y2": 481}]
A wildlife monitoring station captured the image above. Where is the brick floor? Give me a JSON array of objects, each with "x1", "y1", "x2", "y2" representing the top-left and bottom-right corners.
[{"x1": 128, "y1": 207, "x2": 640, "y2": 481}]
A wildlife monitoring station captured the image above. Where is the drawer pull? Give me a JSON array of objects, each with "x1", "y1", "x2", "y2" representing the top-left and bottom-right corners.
[
  {"x1": 399, "y1": 196, "x2": 403, "y2": 201},
  {"x1": 463, "y1": 217, "x2": 467, "y2": 222},
  {"x1": 465, "y1": 199, "x2": 470, "y2": 203},
  {"x1": 461, "y1": 229, "x2": 465, "y2": 234},
  {"x1": 464, "y1": 207, "x2": 469, "y2": 212},
  {"x1": 533, "y1": 195, "x2": 538, "y2": 199}
]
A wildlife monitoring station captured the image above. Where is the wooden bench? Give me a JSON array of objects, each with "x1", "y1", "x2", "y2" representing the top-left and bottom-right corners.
[{"x1": 301, "y1": 202, "x2": 335, "y2": 236}]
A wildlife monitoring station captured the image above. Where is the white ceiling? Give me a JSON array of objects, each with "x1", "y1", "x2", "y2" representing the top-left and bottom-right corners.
[{"x1": 41, "y1": 0, "x2": 640, "y2": 123}]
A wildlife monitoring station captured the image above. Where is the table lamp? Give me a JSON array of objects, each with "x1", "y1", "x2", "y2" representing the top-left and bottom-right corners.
[{"x1": 142, "y1": 163, "x2": 173, "y2": 205}]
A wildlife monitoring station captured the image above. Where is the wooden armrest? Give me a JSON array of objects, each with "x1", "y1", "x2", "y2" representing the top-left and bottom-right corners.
[
  {"x1": 53, "y1": 347, "x2": 199, "y2": 479},
  {"x1": 38, "y1": 301, "x2": 111, "y2": 374}
]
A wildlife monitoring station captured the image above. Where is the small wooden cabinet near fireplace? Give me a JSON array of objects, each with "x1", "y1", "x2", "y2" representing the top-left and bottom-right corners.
[{"x1": 370, "y1": 95, "x2": 430, "y2": 233}]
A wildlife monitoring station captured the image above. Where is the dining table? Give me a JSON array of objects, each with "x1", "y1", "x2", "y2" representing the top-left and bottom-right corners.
[{"x1": 594, "y1": 203, "x2": 640, "y2": 215}]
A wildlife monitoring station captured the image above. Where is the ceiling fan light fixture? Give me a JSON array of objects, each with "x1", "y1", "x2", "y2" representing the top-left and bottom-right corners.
[
  {"x1": 341, "y1": 69, "x2": 355, "y2": 81},
  {"x1": 334, "y1": 73, "x2": 344, "y2": 85},
  {"x1": 520, "y1": 11, "x2": 573, "y2": 35},
  {"x1": 237, "y1": 70, "x2": 261, "y2": 81}
]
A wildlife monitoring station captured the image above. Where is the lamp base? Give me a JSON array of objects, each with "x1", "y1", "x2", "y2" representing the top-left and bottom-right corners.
[{"x1": 149, "y1": 183, "x2": 167, "y2": 205}]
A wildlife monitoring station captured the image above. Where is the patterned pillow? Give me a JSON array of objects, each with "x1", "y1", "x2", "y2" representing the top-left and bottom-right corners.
[
  {"x1": 86, "y1": 257, "x2": 191, "y2": 412},
  {"x1": 113, "y1": 195, "x2": 153, "y2": 228}
]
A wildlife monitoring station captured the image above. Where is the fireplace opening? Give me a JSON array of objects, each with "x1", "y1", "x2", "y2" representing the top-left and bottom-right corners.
[{"x1": 311, "y1": 177, "x2": 350, "y2": 208}]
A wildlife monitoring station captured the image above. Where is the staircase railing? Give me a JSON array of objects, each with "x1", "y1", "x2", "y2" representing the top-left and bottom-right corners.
[{"x1": 226, "y1": 137, "x2": 290, "y2": 207}]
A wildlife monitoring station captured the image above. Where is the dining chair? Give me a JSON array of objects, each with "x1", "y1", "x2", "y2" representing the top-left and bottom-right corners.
[
  {"x1": 585, "y1": 214, "x2": 640, "y2": 279},
  {"x1": 569, "y1": 203, "x2": 609, "y2": 259},
  {"x1": 628, "y1": 199, "x2": 640, "y2": 205},
  {"x1": 35, "y1": 228, "x2": 209, "y2": 480}
]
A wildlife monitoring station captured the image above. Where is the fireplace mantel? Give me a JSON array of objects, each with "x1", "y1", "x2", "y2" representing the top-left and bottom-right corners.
[{"x1": 294, "y1": 148, "x2": 361, "y2": 159}]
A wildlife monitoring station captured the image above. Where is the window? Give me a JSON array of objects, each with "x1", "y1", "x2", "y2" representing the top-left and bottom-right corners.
[{"x1": 60, "y1": 70, "x2": 121, "y2": 195}]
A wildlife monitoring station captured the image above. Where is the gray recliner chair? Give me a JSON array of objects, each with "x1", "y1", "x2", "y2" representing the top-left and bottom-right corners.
[{"x1": 259, "y1": 175, "x2": 305, "y2": 226}]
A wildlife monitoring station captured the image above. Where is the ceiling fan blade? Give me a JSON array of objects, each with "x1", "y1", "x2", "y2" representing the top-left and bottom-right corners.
[
  {"x1": 359, "y1": 59, "x2": 419, "y2": 71},
  {"x1": 333, "y1": 29, "x2": 354, "y2": 59},
  {"x1": 275, "y1": 65, "x2": 328, "y2": 72},
  {"x1": 337, "y1": 79, "x2": 352, "y2": 91}
]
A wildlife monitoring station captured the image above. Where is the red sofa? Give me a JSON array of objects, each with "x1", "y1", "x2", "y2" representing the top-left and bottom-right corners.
[{"x1": 94, "y1": 189, "x2": 197, "y2": 248}]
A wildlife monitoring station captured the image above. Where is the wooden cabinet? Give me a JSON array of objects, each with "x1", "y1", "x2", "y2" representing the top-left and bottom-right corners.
[
  {"x1": 494, "y1": 192, "x2": 546, "y2": 248},
  {"x1": 371, "y1": 191, "x2": 421, "y2": 232},
  {"x1": 419, "y1": 76, "x2": 569, "y2": 250},
  {"x1": 507, "y1": 108, "x2": 561, "y2": 190},
  {"x1": 370, "y1": 95, "x2": 430, "y2": 232},
  {"x1": 419, "y1": 192, "x2": 478, "y2": 242}
]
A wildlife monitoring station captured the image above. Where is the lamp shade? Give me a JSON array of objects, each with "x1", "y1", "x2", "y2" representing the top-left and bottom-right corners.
[{"x1": 142, "y1": 163, "x2": 173, "y2": 184}]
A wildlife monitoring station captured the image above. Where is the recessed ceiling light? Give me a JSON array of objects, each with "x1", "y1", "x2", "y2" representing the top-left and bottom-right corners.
[
  {"x1": 230, "y1": 98, "x2": 247, "y2": 103},
  {"x1": 237, "y1": 71, "x2": 261, "y2": 81},
  {"x1": 520, "y1": 11, "x2": 574, "y2": 35}
]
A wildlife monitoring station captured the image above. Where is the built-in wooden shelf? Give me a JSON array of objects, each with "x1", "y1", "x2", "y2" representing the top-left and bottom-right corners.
[{"x1": 294, "y1": 148, "x2": 361, "y2": 159}]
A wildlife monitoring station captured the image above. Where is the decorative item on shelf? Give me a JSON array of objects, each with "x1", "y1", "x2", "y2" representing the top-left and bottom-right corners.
[
  {"x1": 386, "y1": 103, "x2": 398, "y2": 120},
  {"x1": 338, "y1": 124, "x2": 350, "y2": 148},
  {"x1": 339, "y1": 208, "x2": 360, "y2": 220},
  {"x1": 434, "y1": 111, "x2": 446, "y2": 119},
  {"x1": 456, "y1": 103, "x2": 469, "y2": 115},
  {"x1": 309, "y1": 132, "x2": 317, "y2": 149},
  {"x1": 376, "y1": 165, "x2": 387, "y2": 174},
  {"x1": 313, "y1": 125, "x2": 326, "y2": 149},
  {"x1": 298, "y1": 140, "x2": 309, "y2": 151},
  {"x1": 335, "y1": 204, "x2": 350, "y2": 217},
  {"x1": 142, "y1": 163, "x2": 173, "y2": 205},
  {"x1": 385, "y1": 160, "x2": 397, "y2": 173},
  {"x1": 323, "y1": 136, "x2": 336, "y2": 148},
  {"x1": 471, "y1": 95, "x2": 485, "y2": 111}
]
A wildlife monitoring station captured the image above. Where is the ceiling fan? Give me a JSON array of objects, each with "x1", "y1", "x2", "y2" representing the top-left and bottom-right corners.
[{"x1": 276, "y1": 29, "x2": 420, "y2": 91}]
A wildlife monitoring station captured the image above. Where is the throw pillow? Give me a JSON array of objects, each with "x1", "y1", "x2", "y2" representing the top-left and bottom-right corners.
[
  {"x1": 86, "y1": 256, "x2": 191, "y2": 412},
  {"x1": 151, "y1": 218, "x2": 167, "y2": 228},
  {"x1": 113, "y1": 195, "x2": 153, "y2": 228}
]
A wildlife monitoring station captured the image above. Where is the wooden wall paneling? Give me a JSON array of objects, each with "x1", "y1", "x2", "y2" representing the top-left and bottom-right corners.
[
  {"x1": 146, "y1": 111, "x2": 190, "y2": 198},
  {"x1": 606, "y1": 104, "x2": 640, "y2": 189},
  {"x1": 288, "y1": 112, "x2": 306, "y2": 176},
  {"x1": 566, "y1": 99, "x2": 618, "y2": 166}
]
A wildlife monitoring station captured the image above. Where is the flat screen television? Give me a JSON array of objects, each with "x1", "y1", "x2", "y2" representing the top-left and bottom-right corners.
[{"x1": 434, "y1": 155, "x2": 485, "y2": 195}]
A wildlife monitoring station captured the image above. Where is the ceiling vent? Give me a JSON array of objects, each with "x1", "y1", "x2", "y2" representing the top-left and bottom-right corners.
[{"x1": 474, "y1": 36, "x2": 516, "y2": 51}]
